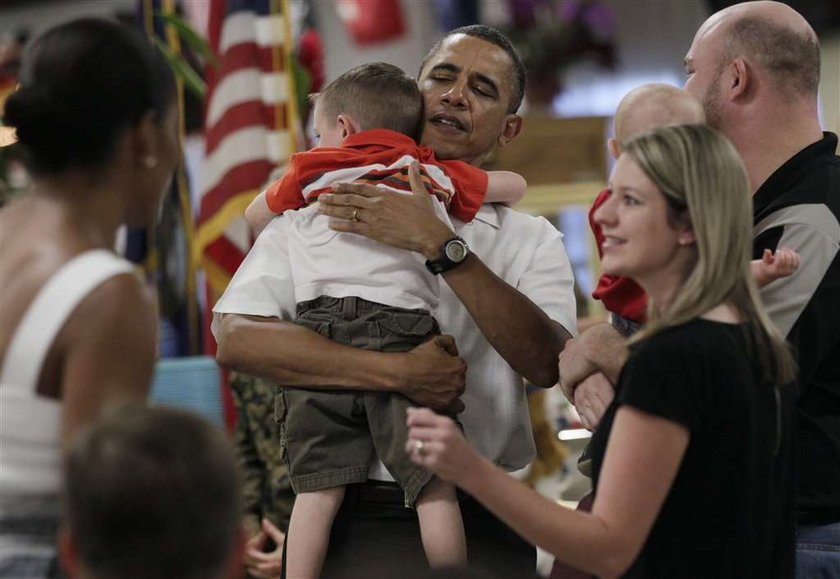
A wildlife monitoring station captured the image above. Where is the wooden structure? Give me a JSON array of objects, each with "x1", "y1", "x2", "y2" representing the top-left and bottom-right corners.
[{"x1": 489, "y1": 115, "x2": 610, "y2": 318}]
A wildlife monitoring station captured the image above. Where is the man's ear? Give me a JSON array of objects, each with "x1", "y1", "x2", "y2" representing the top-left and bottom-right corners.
[
  {"x1": 336, "y1": 114, "x2": 361, "y2": 139},
  {"x1": 496, "y1": 114, "x2": 523, "y2": 147},
  {"x1": 58, "y1": 524, "x2": 78, "y2": 578},
  {"x1": 728, "y1": 57, "x2": 750, "y2": 101},
  {"x1": 607, "y1": 137, "x2": 620, "y2": 160}
]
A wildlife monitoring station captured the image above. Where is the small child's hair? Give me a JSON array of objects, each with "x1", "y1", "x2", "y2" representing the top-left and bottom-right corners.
[
  {"x1": 63, "y1": 405, "x2": 242, "y2": 579},
  {"x1": 315, "y1": 62, "x2": 423, "y2": 141}
]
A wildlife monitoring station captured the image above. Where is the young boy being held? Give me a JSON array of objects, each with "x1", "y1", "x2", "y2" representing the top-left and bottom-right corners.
[
  {"x1": 246, "y1": 62, "x2": 525, "y2": 578},
  {"x1": 245, "y1": 64, "x2": 524, "y2": 233}
]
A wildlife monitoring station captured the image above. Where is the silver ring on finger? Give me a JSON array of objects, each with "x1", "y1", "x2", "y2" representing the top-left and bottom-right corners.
[{"x1": 415, "y1": 440, "x2": 425, "y2": 455}]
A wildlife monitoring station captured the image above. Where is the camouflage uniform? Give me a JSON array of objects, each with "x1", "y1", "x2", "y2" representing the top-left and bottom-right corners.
[{"x1": 230, "y1": 372, "x2": 295, "y2": 537}]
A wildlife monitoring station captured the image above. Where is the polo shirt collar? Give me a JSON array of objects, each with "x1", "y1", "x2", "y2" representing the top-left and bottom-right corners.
[
  {"x1": 470, "y1": 204, "x2": 502, "y2": 229},
  {"x1": 753, "y1": 132, "x2": 838, "y2": 214}
]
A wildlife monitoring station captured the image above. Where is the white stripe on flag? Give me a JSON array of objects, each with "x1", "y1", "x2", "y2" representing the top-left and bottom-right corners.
[
  {"x1": 255, "y1": 14, "x2": 287, "y2": 46},
  {"x1": 203, "y1": 126, "x2": 268, "y2": 193},
  {"x1": 261, "y1": 71, "x2": 289, "y2": 107},
  {"x1": 202, "y1": 126, "x2": 291, "y2": 194},
  {"x1": 219, "y1": 11, "x2": 257, "y2": 54},
  {"x1": 206, "y1": 68, "x2": 262, "y2": 126},
  {"x1": 206, "y1": 69, "x2": 290, "y2": 127},
  {"x1": 266, "y1": 128, "x2": 292, "y2": 164}
]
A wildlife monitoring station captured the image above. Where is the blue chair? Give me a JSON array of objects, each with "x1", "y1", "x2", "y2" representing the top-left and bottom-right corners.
[{"x1": 149, "y1": 356, "x2": 225, "y2": 427}]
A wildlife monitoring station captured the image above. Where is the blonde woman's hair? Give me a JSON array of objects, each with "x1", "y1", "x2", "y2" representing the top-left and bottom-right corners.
[{"x1": 625, "y1": 124, "x2": 795, "y2": 386}]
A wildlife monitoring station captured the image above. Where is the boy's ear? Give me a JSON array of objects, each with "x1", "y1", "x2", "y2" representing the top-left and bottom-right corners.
[
  {"x1": 336, "y1": 114, "x2": 361, "y2": 138},
  {"x1": 607, "y1": 137, "x2": 620, "y2": 160}
]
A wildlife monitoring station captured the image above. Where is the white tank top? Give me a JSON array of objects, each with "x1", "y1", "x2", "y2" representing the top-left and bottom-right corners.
[{"x1": 0, "y1": 250, "x2": 135, "y2": 496}]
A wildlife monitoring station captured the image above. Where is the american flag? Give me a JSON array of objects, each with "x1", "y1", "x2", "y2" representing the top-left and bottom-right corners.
[{"x1": 196, "y1": 0, "x2": 299, "y2": 352}]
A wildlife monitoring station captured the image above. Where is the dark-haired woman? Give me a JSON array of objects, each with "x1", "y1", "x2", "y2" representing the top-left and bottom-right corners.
[
  {"x1": 406, "y1": 125, "x2": 798, "y2": 578},
  {"x1": 0, "y1": 18, "x2": 178, "y2": 576}
]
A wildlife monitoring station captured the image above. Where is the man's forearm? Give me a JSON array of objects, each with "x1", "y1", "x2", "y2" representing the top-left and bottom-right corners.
[
  {"x1": 216, "y1": 314, "x2": 467, "y2": 411},
  {"x1": 216, "y1": 314, "x2": 400, "y2": 390},
  {"x1": 580, "y1": 323, "x2": 628, "y2": 384},
  {"x1": 442, "y1": 255, "x2": 570, "y2": 387}
]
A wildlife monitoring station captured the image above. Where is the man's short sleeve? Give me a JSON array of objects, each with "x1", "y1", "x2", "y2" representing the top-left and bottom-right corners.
[
  {"x1": 211, "y1": 216, "x2": 297, "y2": 339},
  {"x1": 755, "y1": 217, "x2": 838, "y2": 337},
  {"x1": 516, "y1": 218, "x2": 578, "y2": 337},
  {"x1": 754, "y1": 208, "x2": 840, "y2": 392}
]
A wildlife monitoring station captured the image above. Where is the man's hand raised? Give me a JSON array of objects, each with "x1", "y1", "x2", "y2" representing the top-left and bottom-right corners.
[{"x1": 318, "y1": 161, "x2": 454, "y2": 259}]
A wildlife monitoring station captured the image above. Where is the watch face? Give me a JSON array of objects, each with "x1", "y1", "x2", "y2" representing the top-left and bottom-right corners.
[{"x1": 445, "y1": 239, "x2": 467, "y2": 262}]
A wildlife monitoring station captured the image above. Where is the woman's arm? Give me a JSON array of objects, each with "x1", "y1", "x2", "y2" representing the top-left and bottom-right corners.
[
  {"x1": 407, "y1": 405, "x2": 688, "y2": 578},
  {"x1": 57, "y1": 273, "x2": 157, "y2": 445}
]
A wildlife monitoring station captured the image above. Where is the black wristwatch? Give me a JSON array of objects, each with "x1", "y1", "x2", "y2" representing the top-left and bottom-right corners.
[{"x1": 425, "y1": 236, "x2": 470, "y2": 275}]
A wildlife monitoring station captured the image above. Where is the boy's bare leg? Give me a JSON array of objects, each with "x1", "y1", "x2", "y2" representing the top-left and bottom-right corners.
[
  {"x1": 416, "y1": 477, "x2": 467, "y2": 567},
  {"x1": 286, "y1": 486, "x2": 346, "y2": 578}
]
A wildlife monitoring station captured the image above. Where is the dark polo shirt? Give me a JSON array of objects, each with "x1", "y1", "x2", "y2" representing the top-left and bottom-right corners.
[{"x1": 752, "y1": 132, "x2": 840, "y2": 524}]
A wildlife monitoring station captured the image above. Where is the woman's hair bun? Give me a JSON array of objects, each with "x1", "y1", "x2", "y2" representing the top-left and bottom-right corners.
[{"x1": 4, "y1": 85, "x2": 72, "y2": 144}]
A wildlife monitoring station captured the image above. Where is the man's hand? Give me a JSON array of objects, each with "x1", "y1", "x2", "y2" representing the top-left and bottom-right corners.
[
  {"x1": 573, "y1": 373, "x2": 615, "y2": 431},
  {"x1": 318, "y1": 162, "x2": 454, "y2": 259},
  {"x1": 243, "y1": 519, "x2": 285, "y2": 578},
  {"x1": 557, "y1": 337, "x2": 598, "y2": 401},
  {"x1": 558, "y1": 323, "x2": 628, "y2": 402},
  {"x1": 397, "y1": 335, "x2": 467, "y2": 414}
]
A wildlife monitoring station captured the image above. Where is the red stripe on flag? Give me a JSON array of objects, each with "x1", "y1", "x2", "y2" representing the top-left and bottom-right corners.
[
  {"x1": 216, "y1": 43, "x2": 284, "y2": 79},
  {"x1": 197, "y1": 159, "x2": 276, "y2": 225},
  {"x1": 205, "y1": 101, "x2": 280, "y2": 154},
  {"x1": 205, "y1": 235, "x2": 247, "y2": 276}
]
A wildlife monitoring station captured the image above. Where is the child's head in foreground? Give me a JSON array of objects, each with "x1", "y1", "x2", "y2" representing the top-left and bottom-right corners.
[
  {"x1": 60, "y1": 405, "x2": 243, "y2": 579},
  {"x1": 312, "y1": 62, "x2": 423, "y2": 148}
]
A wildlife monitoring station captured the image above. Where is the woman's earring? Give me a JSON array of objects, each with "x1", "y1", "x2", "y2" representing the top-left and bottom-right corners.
[{"x1": 143, "y1": 156, "x2": 158, "y2": 169}]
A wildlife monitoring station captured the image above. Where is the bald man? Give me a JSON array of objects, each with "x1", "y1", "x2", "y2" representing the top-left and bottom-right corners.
[
  {"x1": 684, "y1": 3, "x2": 840, "y2": 576},
  {"x1": 558, "y1": 84, "x2": 706, "y2": 434}
]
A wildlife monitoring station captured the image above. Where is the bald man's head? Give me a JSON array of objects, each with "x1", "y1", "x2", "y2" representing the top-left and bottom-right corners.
[
  {"x1": 614, "y1": 83, "x2": 706, "y2": 143},
  {"x1": 697, "y1": 2, "x2": 820, "y2": 100}
]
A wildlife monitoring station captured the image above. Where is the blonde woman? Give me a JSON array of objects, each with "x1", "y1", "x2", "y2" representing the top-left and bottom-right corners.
[{"x1": 406, "y1": 124, "x2": 797, "y2": 578}]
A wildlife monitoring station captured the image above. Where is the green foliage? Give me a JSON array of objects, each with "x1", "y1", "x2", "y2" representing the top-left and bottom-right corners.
[
  {"x1": 152, "y1": 11, "x2": 217, "y2": 99},
  {"x1": 152, "y1": 35, "x2": 207, "y2": 98},
  {"x1": 157, "y1": 12, "x2": 219, "y2": 67},
  {"x1": 291, "y1": 58, "x2": 312, "y2": 118}
]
